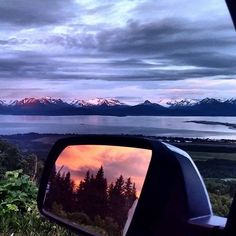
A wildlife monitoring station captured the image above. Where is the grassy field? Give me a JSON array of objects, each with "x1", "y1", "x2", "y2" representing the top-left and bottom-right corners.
[{"x1": 186, "y1": 150, "x2": 236, "y2": 216}]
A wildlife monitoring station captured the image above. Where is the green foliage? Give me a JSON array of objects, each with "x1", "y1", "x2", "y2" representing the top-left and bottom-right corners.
[
  {"x1": 196, "y1": 159, "x2": 236, "y2": 178},
  {"x1": 205, "y1": 179, "x2": 236, "y2": 197},
  {"x1": 205, "y1": 178, "x2": 235, "y2": 216},
  {"x1": 0, "y1": 140, "x2": 23, "y2": 178},
  {"x1": 0, "y1": 205, "x2": 75, "y2": 236},
  {"x1": 209, "y1": 193, "x2": 232, "y2": 217},
  {"x1": 194, "y1": 156, "x2": 236, "y2": 217},
  {"x1": 0, "y1": 169, "x2": 74, "y2": 235},
  {"x1": 0, "y1": 169, "x2": 37, "y2": 216},
  {"x1": 0, "y1": 139, "x2": 44, "y2": 182}
]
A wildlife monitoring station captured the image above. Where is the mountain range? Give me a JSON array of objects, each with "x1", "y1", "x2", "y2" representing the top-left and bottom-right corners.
[{"x1": 1, "y1": 97, "x2": 236, "y2": 116}]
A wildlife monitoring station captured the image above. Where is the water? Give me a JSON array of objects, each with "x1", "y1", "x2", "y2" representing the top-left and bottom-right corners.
[{"x1": 0, "y1": 115, "x2": 236, "y2": 139}]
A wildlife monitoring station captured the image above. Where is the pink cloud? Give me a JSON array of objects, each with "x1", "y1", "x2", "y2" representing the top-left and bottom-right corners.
[{"x1": 56, "y1": 145, "x2": 152, "y2": 196}]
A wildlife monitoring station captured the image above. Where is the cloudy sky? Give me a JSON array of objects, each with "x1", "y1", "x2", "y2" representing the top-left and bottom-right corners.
[{"x1": 0, "y1": 0, "x2": 235, "y2": 104}]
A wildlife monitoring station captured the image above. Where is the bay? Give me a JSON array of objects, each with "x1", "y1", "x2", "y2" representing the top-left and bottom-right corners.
[{"x1": 0, "y1": 115, "x2": 236, "y2": 139}]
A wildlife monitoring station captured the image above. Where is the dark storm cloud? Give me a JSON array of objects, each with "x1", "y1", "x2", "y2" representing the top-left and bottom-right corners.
[
  {"x1": 168, "y1": 52, "x2": 236, "y2": 69},
  {"x1": 0, "y1": 0, "x2": 78, "y2": 27},
  {"x1": 24, "y1": 17, "x2": 236, "y2": 81},
  {"x1": 93, "y1": 19, "x2": 236, "y2": 80},
  {"x1": 95, "y1": 19, "x2": 232, "y2": 53},
  {"x1": 0, "y1": 52, "x2": 56, "y2": 78},
  {"x1": 93, "y1": 20, "x2": 235, "y2": 69},
  {"x1": 0, "y1": 50, "x2": 235, "y2": 81}
]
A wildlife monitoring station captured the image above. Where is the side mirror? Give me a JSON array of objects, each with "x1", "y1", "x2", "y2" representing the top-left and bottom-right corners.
[{"x1": 37, "y1": 135, "x2": 225, "y2": 236}]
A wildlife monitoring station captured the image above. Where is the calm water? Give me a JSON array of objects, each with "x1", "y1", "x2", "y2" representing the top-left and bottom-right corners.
[{"x1": 0, "y1": 115, "x2": 236, "y2": 139}]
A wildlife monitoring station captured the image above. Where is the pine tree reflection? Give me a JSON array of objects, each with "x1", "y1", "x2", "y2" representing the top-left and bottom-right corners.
[{"x1": 45, "y1": 166, "x2": 138, "y2": 235}]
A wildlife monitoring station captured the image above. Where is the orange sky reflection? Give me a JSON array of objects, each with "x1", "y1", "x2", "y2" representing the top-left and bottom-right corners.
[{"x1": 56, "y1": 145, "x2": 152, "y2": 196}]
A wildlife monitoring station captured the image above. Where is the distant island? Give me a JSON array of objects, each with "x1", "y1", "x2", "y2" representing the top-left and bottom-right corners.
[{"x1": 1, "y1": 97, "x2": 236, "y2": 116}]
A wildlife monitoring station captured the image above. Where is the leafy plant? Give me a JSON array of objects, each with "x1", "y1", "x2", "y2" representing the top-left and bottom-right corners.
[
  {"x1": 0, "y1": 169, "x2": 37, "y2": 216},
  {"x1": 0, "y1": 169, "x2": 75, "y2": 235}
]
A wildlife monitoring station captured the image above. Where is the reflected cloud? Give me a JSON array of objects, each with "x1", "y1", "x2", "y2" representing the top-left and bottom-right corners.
[{"x1": 56, "y1": 145, "x2": 152, "y2": 195}]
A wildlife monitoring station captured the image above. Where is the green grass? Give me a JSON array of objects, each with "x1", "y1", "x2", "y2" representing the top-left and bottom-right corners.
[
  {"x1": 189, "y1": 151, "x2": 236, "y2": 216},
  {"x1": 0, "y1": 170, "x2": 75, "y2": 236}
]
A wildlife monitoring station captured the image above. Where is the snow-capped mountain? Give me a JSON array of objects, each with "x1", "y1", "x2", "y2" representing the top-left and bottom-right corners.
[
  {"x1": 71, "y1": 98, "x2": 125, "y2": 107},
  {"x1": 159, "y1": 98, "x2": 199, "y2": 107},
  {"x1": 226, "y1": 98, "x2": 236, "y2": 104},
  {"x1": 0, "y1": 100, "x2": 7, "y2": 106},
  {"x1": 86, "y1": 98, "x2": 124, "y2": 106},
  {"x1": 70, "y1": 99, "x2": 90, "y2": 107},
  {"x1": 197, "y1": 98, "x2": 222, "y2": 105},
  {"x1": 1, "y1": 97, "x2": 236, "y2": 116},
  {"x1": 9, "y1": 97, "x2": 65, "y2": 106}
]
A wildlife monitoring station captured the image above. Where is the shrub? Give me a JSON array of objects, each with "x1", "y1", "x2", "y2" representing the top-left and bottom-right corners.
[{"x1": 0, "y1": 169, "x2": 75, "y2": 235}]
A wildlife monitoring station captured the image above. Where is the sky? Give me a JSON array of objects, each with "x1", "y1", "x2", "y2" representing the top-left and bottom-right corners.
[
  {"x1": 56, "y1": 145, "x2": 152, "y2": 196},
  {"x1": 0, "y1": 0, "x2": 236, "y2": 104}
]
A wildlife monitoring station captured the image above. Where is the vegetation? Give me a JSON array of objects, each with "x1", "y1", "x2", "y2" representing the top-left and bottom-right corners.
[
  {"x1": 1, "y1": 138, "x2": 236, "y2": 234},
  {"x1": 0, "y1": 169, "x2": 74, "y2": 235},
  {"x1": 192, "y1": 151, "x2": 236, "y2": 217},
  {"x1": 0, "y1": 139, "x2": 44, "y2": 182},
  {"x1": 45, "y1": 166, "x2": 137, "y2": 235},
  {"x1": 0, "y1": 139, "x2": 74, "y2": 235},
  {"x1": 204, "y1": 178, "x2": 236, "y2": 216}
]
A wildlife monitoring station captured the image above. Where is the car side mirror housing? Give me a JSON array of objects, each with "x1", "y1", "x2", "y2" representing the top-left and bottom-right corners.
[{"x1": 37, "y1": 135, "x2": 226, "y2": 236}]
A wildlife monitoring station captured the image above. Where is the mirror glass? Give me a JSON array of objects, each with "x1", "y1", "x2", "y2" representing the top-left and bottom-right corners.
[{"x1": 43, "y1": 145, "x2": 152, "y2": 236}]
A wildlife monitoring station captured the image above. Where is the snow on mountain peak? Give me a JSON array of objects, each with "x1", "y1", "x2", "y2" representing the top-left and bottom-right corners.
[
  {"x1": 71, "y1": 98, "x2": 124, "y2": 107},
  {"x1": 198, "y1": 98, "x2": 222, "y2": 104},
  {"x1": 16, "y1": 98, "x2": 38, "y2": 105},
  {"x1": 227, "y1": 98, "x2": 236, "y2": 104},
  {"x1": 70, "y1": 99, "x2": 90, "y2": 107},
  {"x1": 162, "y1": 98, "x2": 198, "y2": 107},
  {"x1": 87, "y1": 98, "x2": 123, "y2": 106},
  {"x1": 8, "y1": 97, "x2": 64, "y2": 106},
  {"x1": 0, "y1": 100, "x2": 5, "y2": 106},
  {"x1": 3, "y1": 97, "x2": 236, "y2": 108}
]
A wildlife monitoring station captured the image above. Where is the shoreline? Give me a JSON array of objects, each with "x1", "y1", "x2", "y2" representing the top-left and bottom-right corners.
[{"x1": 1, "y1": 133, "x2": 236, "y2": 159}]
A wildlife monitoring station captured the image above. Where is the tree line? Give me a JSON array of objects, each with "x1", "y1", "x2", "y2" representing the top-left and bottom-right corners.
[{"x1": 45, "y1": 166, "x2": 137, "y2": 231}]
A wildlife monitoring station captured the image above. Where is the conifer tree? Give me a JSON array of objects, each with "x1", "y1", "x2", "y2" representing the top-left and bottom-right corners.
[
  {"x1": 124, "y1": 177, "x2": 135, "y2": 212},
  {"x1": 108, "y1": 175, "x2": 126, "y2": 228},
  {"x1": 93, "y1": 166, "x2": 108, "y2": 218}
]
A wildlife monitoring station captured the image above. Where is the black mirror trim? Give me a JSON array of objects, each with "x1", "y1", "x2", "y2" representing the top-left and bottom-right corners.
[{"x1": 37, "y1": 135, "x2": 155, "y2": 235}]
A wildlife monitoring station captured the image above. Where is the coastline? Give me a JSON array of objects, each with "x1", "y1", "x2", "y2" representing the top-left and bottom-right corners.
[{"x1": 1, "y1": 133, "x2": 236, "y2": 160}]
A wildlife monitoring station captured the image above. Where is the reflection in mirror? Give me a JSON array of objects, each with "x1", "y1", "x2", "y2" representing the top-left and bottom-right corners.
[{"x1": 43, "y1": 145, "x2": 152, "y2": 236}]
